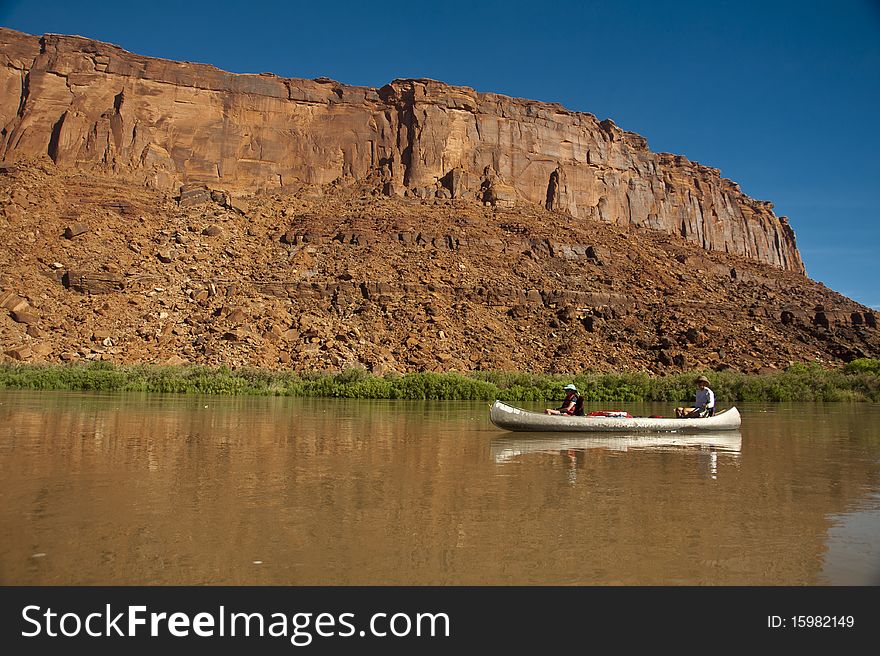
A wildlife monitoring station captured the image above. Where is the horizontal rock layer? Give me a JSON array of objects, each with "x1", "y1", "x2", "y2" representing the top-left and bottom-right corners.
[{"x1": 0, "y1": 28, "x2": 802, "y2": 271}]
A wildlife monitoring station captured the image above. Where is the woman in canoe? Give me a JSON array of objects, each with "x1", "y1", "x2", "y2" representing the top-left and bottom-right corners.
[{"x1": 545, "y1": 384, "x2": 585, "y2": 416}]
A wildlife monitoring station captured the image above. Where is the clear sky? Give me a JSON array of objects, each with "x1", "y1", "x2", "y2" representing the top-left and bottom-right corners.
[{"x1": 2, "y1": 0, "x2": 878, "y2": 308}]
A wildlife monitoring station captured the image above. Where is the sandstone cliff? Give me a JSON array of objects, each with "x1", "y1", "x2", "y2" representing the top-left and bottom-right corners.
[{"x1": 0, "y1": 28, "x2": 802, "y2": 271}]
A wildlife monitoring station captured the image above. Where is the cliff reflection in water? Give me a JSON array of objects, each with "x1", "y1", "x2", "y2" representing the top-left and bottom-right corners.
[{"x1": 0, "y1": 392, "x2": 878, "y2": 585}]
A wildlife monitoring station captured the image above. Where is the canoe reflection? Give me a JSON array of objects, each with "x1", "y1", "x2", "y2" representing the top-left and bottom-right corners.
[{"x1": 490, "y1": 431, "x2": 742, "y2": 463}]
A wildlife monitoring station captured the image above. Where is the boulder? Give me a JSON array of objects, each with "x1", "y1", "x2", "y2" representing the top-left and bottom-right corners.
[
  {"x1": 4, "y1": 345, "x2": 32, "y2": 360},
  {"x1": 31, "y1": 343, "x2": 53, "y2": 358},
  {"x1": 63, "y1": 271, "x2": 125, "y2": 294},
  {"x1": 178, "y1": 184, "x2": 211, "y2": 207},
  {"x1": 0, "y1": 292, "x2": 29, "y2": 313},
  {"x1": 63, "y1": 223, "x2": 89, "y2": 239},
  {"x1": 11, "y1": 310, "x2": 39, "y2": 324}
]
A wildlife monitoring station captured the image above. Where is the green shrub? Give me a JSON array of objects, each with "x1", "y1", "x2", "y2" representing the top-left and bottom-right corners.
[
  {"x1": 1, "y1": 361, "x2": 877, "y2": 402},
  {"x1": 843, "y1": 358, "x2": 880, "y2": 375}
]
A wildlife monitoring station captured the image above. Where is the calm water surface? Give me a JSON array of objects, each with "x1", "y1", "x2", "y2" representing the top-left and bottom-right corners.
[{"x1": 1, "y1": 391, "x2": 878, "y2": 585}]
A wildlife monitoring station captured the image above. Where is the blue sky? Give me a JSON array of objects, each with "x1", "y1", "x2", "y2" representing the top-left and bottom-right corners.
[{"x1": 2, "y1": 0, "x2": 878, "y2": 308}]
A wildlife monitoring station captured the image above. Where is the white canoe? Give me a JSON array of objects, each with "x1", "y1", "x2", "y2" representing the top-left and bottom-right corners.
[{"x1": 489, "y1": 400, "x2": 741, "y2": 433}]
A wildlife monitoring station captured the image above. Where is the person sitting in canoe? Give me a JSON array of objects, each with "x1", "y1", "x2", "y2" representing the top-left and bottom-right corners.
[
  {"x1": 676, "y1": 375, "x2": 716, "y2": 418},
  {"x1": 545, "y1": 384, "x2": 585, "y2": 416}
]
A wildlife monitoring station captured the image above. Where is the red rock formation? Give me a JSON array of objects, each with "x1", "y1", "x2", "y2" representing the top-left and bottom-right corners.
[{"x1": 0, "y1": 28, "x2": 802, "y2": 271}]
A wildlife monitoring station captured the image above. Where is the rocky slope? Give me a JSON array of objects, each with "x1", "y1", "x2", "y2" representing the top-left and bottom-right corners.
[
  {"x1": 1, "y1": 28, "x2": 801, "y2": 271},
  {"x1": 0, "y1": 159, "x2": 876, "y2": 374}
]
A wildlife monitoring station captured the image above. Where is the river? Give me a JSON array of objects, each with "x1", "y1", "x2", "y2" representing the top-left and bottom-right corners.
[{"x1": 1, "y1": 391, "x2": 878, "y2": 585}]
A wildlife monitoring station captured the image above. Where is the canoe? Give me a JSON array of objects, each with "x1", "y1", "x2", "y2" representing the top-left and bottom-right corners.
[
  {"x1": 489, "y1": 400, "x2": 741, "y2": 433},
  {"x1": 490, "y1": 431, "x2": 742, "y2": 463}
]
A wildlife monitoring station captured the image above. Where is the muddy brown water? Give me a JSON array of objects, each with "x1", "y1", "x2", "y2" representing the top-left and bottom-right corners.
[{"x1": 1, "y1": 391, "x2": 878, "y2": 585}]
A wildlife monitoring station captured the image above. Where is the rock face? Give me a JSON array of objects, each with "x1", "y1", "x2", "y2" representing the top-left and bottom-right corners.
[{"x1": 0, "y1": 28, "x2": 802, "y2": 271}]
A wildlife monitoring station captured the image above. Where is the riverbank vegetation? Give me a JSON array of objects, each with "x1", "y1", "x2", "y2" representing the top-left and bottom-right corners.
[{"x1": 1, "y1": 360, "x2": 878, "y2": 402}]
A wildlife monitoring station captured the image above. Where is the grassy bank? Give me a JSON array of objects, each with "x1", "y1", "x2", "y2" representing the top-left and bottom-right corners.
[{"x1": 1, "y1": 359, "x2": 878, "y2": 402}]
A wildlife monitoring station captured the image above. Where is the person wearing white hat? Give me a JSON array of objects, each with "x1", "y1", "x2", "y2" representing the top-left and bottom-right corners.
[
  {"x1": 545, "y1": 383, "x2": 584, "y2": 416},
  {"x1": 676, "y1": 375, "x2": 715, "y2": 418}
]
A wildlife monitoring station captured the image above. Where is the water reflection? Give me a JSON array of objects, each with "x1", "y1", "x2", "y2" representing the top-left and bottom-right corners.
[
  {"x1": 489, "y1": 431, "x2": 742, "y2": 485},
  {"x1": 1, "y1": 392, "x2": 879, "y2": 585},
  {"x1": 491, "y1": 431, "x2": 743, "y2": 460},
  {"x1": 820, "y1": 493, "x2": 880, "y2": 585},
  {"x1": 491, "y1": 431, "x2": 742, "y2": 484}
]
